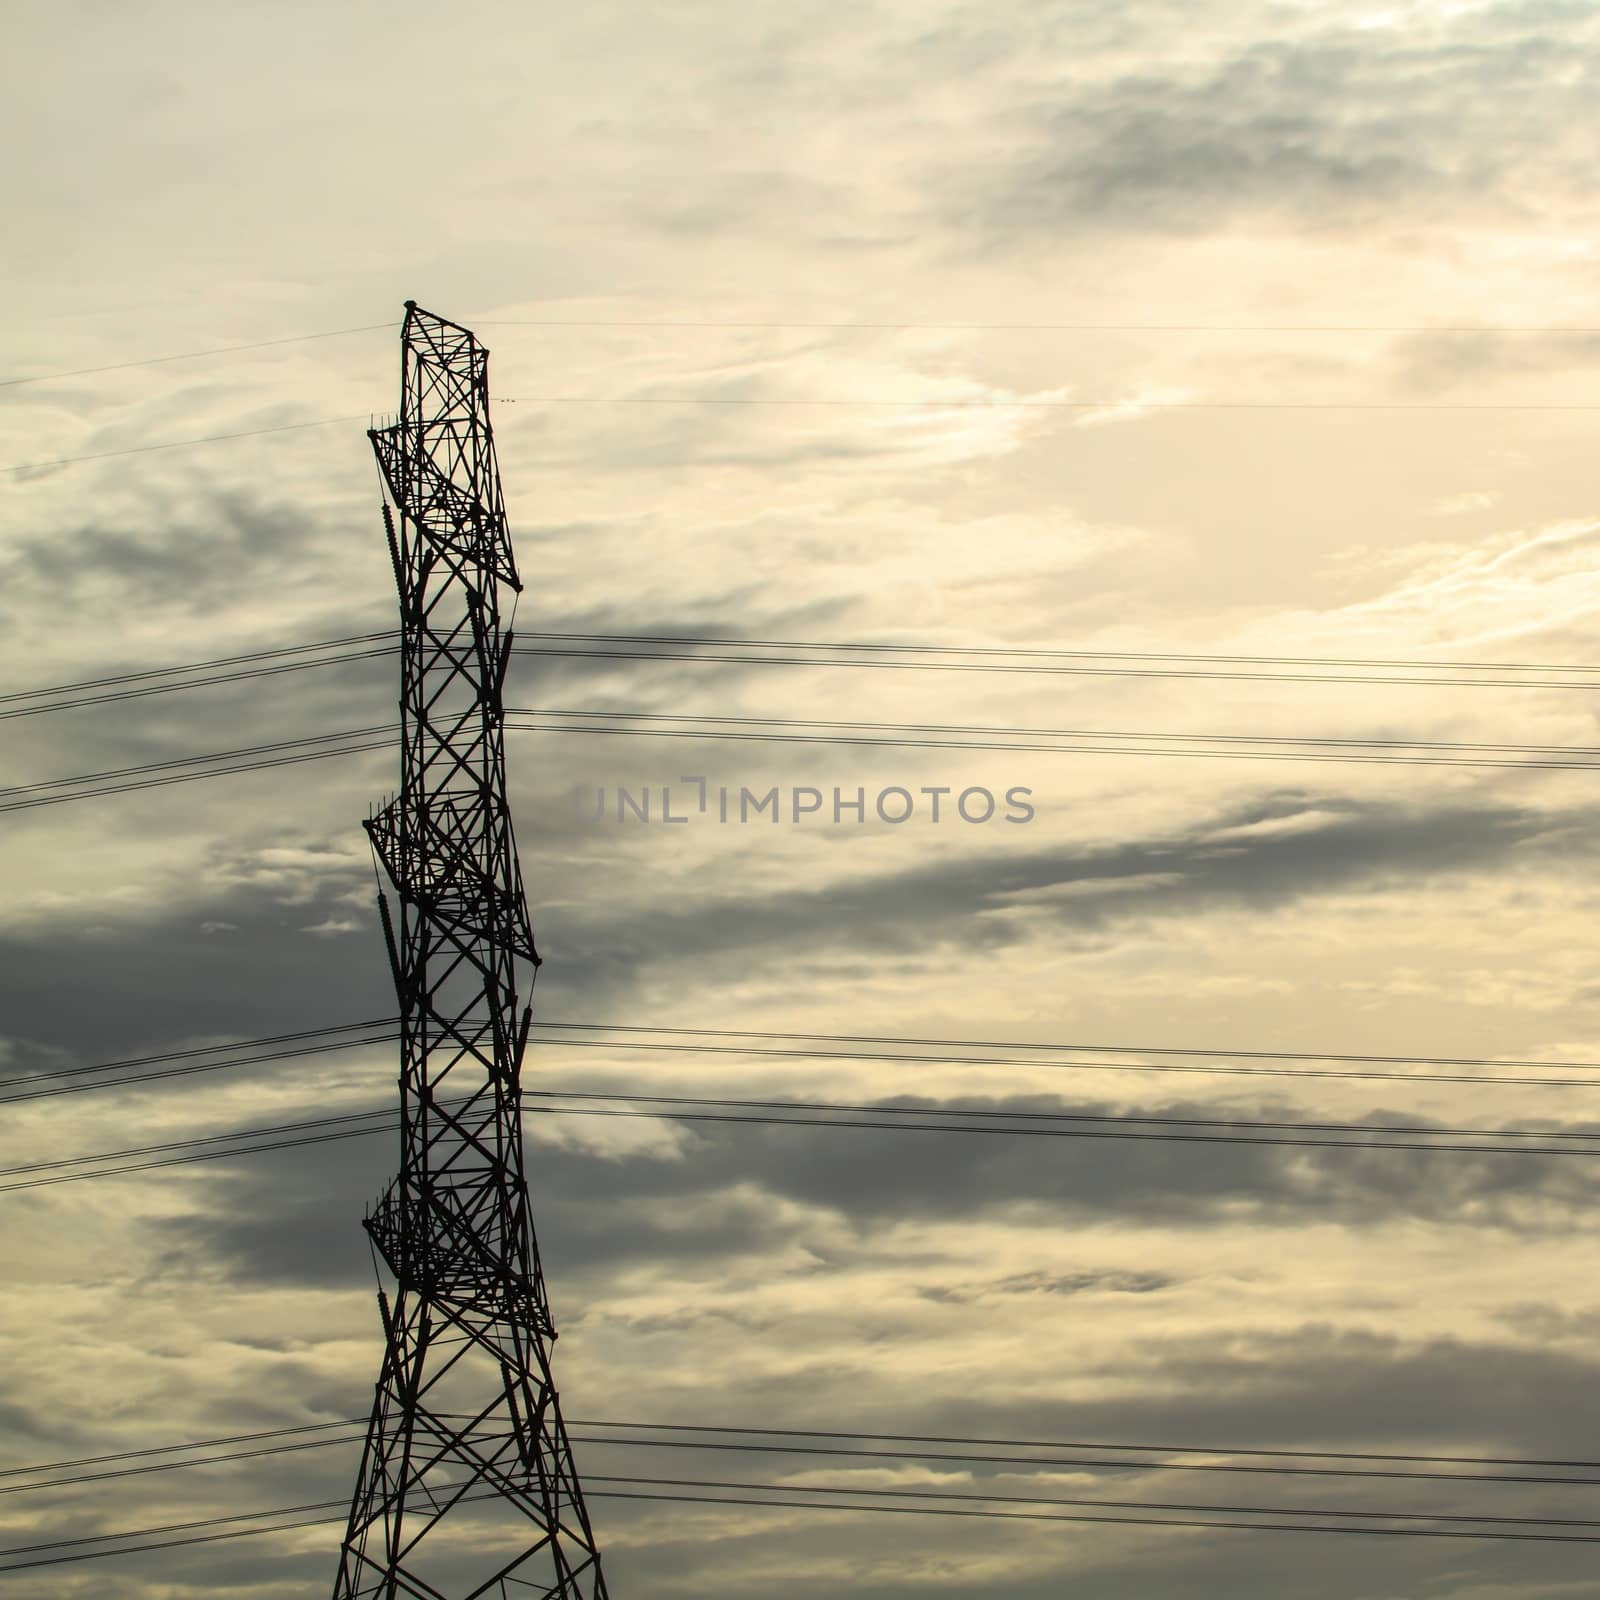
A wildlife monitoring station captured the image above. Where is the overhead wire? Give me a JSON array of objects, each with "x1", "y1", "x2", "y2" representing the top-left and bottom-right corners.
[
  {"x1": 0, "y1": 632, "x2": 392, "y2": 708},
  {"x1": 5, "y1": 1472, "x2": 1600, "y2": 1573},
  {"x1": 0, "y1": 1416, "x2": 363, "y2": 1479},
  {"x1": 10, "y1": 388, "x2": 1600, "y2": 476},
  {"x1": 525, "y1": 1033, "x2": 1600, "y2": 1091},
  {"x1": 572, "y1": 1433, "x2": 1600, "y2": 1487},
  {"x1": 0, "y1": 322, "x2": 401, "y2": 389},
  {"x1": 8, "y1": 1088, "x2": 1600, "y2": 1196},
  {"x1": 519, "y1": 1101, "x2": 1600, "y2": 1159},
  {"x1": 14, "y1": 629, "x2": 1600, "y2": 716},
  {"x1": 477, "y1": 318, "x2": 1600, "y2": 334},
  {"x1": 512, "y1": 628, "x2": 1600, "y2": 677},
  {"x1": 0, "y1": 729, "x2": 394, "y2": 814},
  {"x1": 10, "y1": 1015, "x2": 1600, "y2": 1113},
  {"x1": 0, "y1": 725, "x2": 394, "y2": 798},
  {"x1": 510, "y1": 649, "x2": 1600, "y2": 689},
  {"x1": 508, "y1": 715, "x2": 1600, "y2": 770},
  {"x1": 14, "y1": 708, "x2": 1600, "y2": 819},
  {"x1": 15, "y1": 637, "x2": 1600, "y2": 721},
  {"x1": 509, "y1": 704, "x2": 1600, "y2": 760},
  {"x1": 0, "y1": 1031, "x2": 397, "y2": 1106},
  {"x1": 532, "y1": 1019, "x2": 1600, "y2": 1075},
  {"x1": 0, "y1": 413, "x2": 371, "y2": 475},
  {"x1": 0, "y1": 643, "x2": 394, "y2": 723},
  {"x1": 11, "y1": 1409, "x2": 1600, "y2": 1488},
  {"x1": 0, "y1": 1018, "x2": 393, "y2": 1093},
  {"x1": 499, "y1": 394, "x2": 1600, "y2": 413},
  {"x1": 10, "y1": 312, "x2": 1600, "y2": 396},
  {"x1": 533, "y1": 1086, "x2": 1600, "y2": 1147}
]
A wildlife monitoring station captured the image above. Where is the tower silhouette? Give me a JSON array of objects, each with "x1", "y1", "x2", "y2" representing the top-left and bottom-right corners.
[{"x1": 332, "y1": 304, "x2": 610, "y2": 1599}]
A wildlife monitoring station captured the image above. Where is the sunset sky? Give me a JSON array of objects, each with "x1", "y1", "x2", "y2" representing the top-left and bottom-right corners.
[{"x1": 7, "y1": 1, "x2": 1600, "y2": 1595}]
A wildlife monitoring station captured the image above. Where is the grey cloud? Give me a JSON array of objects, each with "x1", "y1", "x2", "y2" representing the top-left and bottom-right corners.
[
  {"x1": 0, "y1": 856, "x2": 392, "y2": 1065},
  {"x1": 150, "y1": 1078, "x2": 1600, "y2": 1309},
  {"x1": 547, "y1": 788, "x2": 1587, "y2": 982},
  {"x1": 1388, "y1": 329, "x2": 1600, "y2": 393},
  {"x1": 1, "y1": 785, "x2": 1582, "y2": 1087},
  {"x1": 920, "y1": 1267, "x2": 1175, "y2": 1303},
  {"x1": 0, "y1": 486, "x2": 380, "y2": 622},
  {"x1": 955, "y1": 17, "x2": 1600, "y2": 245}
]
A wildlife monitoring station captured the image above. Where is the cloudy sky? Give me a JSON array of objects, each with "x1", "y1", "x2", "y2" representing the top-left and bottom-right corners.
[{"x1": 7, "y1": 0, "x2": 1600, "y2": 1593}]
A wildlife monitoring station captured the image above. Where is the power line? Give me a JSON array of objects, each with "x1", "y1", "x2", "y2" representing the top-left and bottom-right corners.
[
  {"x1": 505, "y1": 714, "x2": 1600, "y2": 772},
  {"x1": 0, "y1": 1032, "x2": 396, "y2": 1106},
  {"x1": 514, "y1": 629, "x2": 1600, "y2": 678},
  {"x1": 0, "y1": 323, "x2": 400, "y2": 390},
  {"x1": 589, "y1": 1482, "x2": 1600, "y2": 1542},
  {"x1": 478, "y1": 318, "x2": 1600, "y2": 334},
  {"x1": 530, "y1": 1102, "x2": 1600, "y2": 1158},
  {"x1": 538, "y1": 1086, "x2": 1600, "y2": 1147},
  {"x1": 529, "y1": 1033, "x2": 1600, "y2": 1091},
  {"x1": 10, "y1": 387, "x2": 1600, "y2": 477},
  {"x1": 8, "y1": 1090, "x2": 1600, "y2": 1197},
  {"x1": 0, "y1": 1017, "x2": 393, "y2": 1092},
  {"x1": 7, "y1": 1439, "x2": 1600, "y2": 1528},
  {"x1": 11, "y1": 708, "x2": 1600, "y2": 820},
  {"x1": 499, "y1": 394, "x2": 1600, "y2": 413},
  {"x1": 0, "y1": 1416, "x2": 363, "y2": 1479},
  {"x1": 0, "y1": 729, "x2": 393, "y2": 814},
  {"x1": 9, "y1": 315, "x2": 1596, "y2": 396},
  {"x1": 0, "y1": 645, "x2": 393, "y2": 723},
  {"x1": 594, "y1": 1472, "x2": 1600, "y2": 1523},
  {"x1": 11, "y1": 1412, "x2": 1600, "y2": 1497},
  {"x1": 0, "y1": 1122, "x2": 387, "y2": 1193},
  {"x1": 0, "y1": 1099, "x2": 421, "y2": 1181},
  {"x1": 512, "y1": 704, "x2": 1600, "y2": 759},
  {"x1": 0, "y1": 631, "x2": 393, "y2": 709},
  {"x1": 0, "y1": 725, "x2": 393, "y2": 799},
  {"x1": 0, "y1": 1492, "x2": 358, "y2": 1572},
  {"x1": 10, "y1": 1016, "x2": 1600, "y2": 1113},
  {"x1": 534, "y1": 1019, "x2": 1600, "y2": 1076},
  {"x1": 574, "y1": 1434, "x2": 1600, "y2": 1488},
  {"x1": 509, "y1": 647, "x2": 1600, "y2": 690},
  {"x1": 569, "y1": 1417, "x2": 1600, "y2": 1475},
  {"x1": 0, "y1": 413, "x2": 369, "y2": 475},
  {"x1": 4, "y1": 1473, "x2": 1600, "y2": 1574},
  {"x1": 0, "y1": 1432, "x2": 365, "y2": 1498},
  {"x1": 14, "y1": 629, "x2": 1600, "y2": 721}
]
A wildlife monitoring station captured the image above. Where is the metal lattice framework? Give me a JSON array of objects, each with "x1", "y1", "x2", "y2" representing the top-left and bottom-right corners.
[{"x1": 332, "y1": 302, "x2": 610, "y2": 1599}]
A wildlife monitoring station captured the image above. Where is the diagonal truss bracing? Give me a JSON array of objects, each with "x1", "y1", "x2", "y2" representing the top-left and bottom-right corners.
[{"x1": 332, "y1": 302, "x2": 610, "y2": 1600}]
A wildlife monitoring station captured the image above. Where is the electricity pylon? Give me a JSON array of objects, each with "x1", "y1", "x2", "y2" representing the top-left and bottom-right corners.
[{"x1": 332, "y1": 303, "x2": 610, "y2": 1599}]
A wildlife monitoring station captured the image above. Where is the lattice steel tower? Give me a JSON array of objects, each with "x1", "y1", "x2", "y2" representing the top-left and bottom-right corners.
[{"x1": 332, "y1": 303, "x2": 610, "y2": 1599}]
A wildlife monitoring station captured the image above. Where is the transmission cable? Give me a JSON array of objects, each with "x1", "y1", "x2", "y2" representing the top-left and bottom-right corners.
[
  {"x1": 16, "y1": 628, "x2": 1600, "y2": 716},
  {"x1": 11, "y1": 1016, "x2": 1600, "y2": 1113},
  {"x1": 14, "y1": 710, "x2": 1600, "y2": 819},
  {"x1": 10, "y1": 1412, "x2": 1600, "y2": 1493},
  {"x1": 478, "y1": 317, "x2": 1600, "y2": 334},
  {"x1": 0, "y1": 413, "x2": 371, "y2": 475},
  {"x1": 499, "y1": 394, "x2": 1600, "y2": 413},
  {"x1": 12, "y1": 388, "x2": 1600, "y2": 476},
  {"x1": 506, "y1": 646, "x2": 1600, "y2": 692},
  {"x1": 0, "y1": 1017, "x2": 393, "y2": 1093},
  {"x1": 505, "y1": 712, "x2": 1600, "y2": 771},
  {"x1": 511, "y1": 704, "x2": 1600, "y2": 758},
  {"x1": 534, "y1": 1019, "x2": 1600, "y2": 1075},
  {"x1": 10, "y1": 313, "x2": 1599, "y2": 393},
  {"x1": 11, "y1": 1016, "x2": 1600, "y2": 1112},
  {"x1": 9, "y1": 1093, "x2": 1600, "y2": 1196},
  {"x1": 4, "y1": 1475, "x2": 1600, "y2": 1574},
  {"x1": 525, "y1": 1033, "x2": 1600, "y2": 1091},
  {"x1": 0, "y1": 322, "x2": 400, "y2": 389}
]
